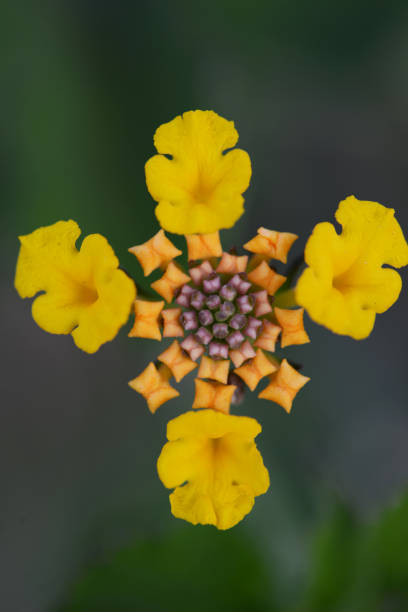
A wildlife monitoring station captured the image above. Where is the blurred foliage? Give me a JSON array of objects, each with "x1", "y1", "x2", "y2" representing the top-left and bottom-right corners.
[
  {"x1": 59, "y1": 494, "x2": 408, "y2": 612},
  {"x1": 58, "y1": 527, "x2": 274, "y2": 612}
]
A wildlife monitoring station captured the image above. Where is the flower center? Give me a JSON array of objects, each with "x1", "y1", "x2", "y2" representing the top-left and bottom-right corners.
[{"x1": 176, "y1": 264, "x2": 271, "y2": 366}]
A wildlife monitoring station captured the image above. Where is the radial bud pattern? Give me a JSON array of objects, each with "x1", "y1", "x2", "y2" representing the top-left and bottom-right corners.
[
  {"x1": 177, "y1": 268, "x2": 269, "y2": 363},
  {"x1": 129, "y1": 228, "x2": 310, "y2": 415}
]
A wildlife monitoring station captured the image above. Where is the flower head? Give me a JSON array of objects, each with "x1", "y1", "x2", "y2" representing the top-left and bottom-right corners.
[
  {"x1": 157, "y1": 409, "x2": 269, "y2": 530},
  {"x1": 296, "y1": 196, "x2": 408, "y2": 339},
  {"x1": 145, "y1": 110, "x2": 252, "y2": 235},
  {"x1": 15, "y1": 220, "x2": 136, "y2": 353},
  {"x1": 128, "y1": 226, "x2": 310, "y2": 416}
]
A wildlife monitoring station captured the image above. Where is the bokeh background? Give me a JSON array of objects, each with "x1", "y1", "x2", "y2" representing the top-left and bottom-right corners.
[{"x1": 2, "y1": 1, "x2": 408, "y2": 610}]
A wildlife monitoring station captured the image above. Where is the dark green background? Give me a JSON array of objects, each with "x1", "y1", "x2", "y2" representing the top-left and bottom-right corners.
[{"x1": 1, "y1": 1, "x2": 408, "y2": 610}]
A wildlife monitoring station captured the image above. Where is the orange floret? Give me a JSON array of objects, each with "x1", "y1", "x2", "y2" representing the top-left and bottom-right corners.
[
  {"x1": 129, "y1": 229, "x2": 182, "y2": 276},
  {"x1": 151, "y1": 262, "x2": 191, "y2": 303},
  {"x1": 162, "y1": 308, "x2": 184, "y2": 337},
  {"x1": 185, "y1": 232, "x2": 222, "y2": 260},
  {"x1": 254, "y1": 320, "x2": 281, "y2": 352},
  {"x1": 128, "y1": 362, "x2": 180, "y2": 413},
  {"x1": 229, "y1": 340, "x2": 256, "y2": 368},
  {"x1": 244, "y1": 228, "x2": 298, "y2": 264},
  {"x1": 192, "y1": 379, "x2": 236, "y2": 414},
  {"x1": 234, "y1": 349, "x2": 278, "y2": 391},
  {"x1": 197, "y1": 356, "x2": 230, "y2": 384},
  {"x1": 216, "y1": 252, "x2": 248, "y2": 274},
  {"x1": 128, "y1": 299, "x2": 164, "y2": 340},
  {"x1": 247, "y1": 260, "x2": 287, "y2": 296},
  {"x1": 158, "y1": 340, "x2": 197, "y2": 382},
  {"x1": 274, "y1": 307, "x2": 310, "y2": 348},
  {"x1": 258, "y1": 359, "x2": 310, "y2": 413}
]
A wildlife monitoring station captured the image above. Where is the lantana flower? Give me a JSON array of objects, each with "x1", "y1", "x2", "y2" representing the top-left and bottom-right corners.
[
  {"x1": 296, "y1": 196, "x2": 408, "y2": 339},
  {"x1": 127, "y1": 221, "x2": 310, "y2": 527},
  {"x1": 15, "y1": 220, "x2": 136, "y2": 353},
  {"x1": 145, "y1": 110, "x2": 252, "y2": 235},
  {"x1": 157, "y1": 409, "x2": 270, "y2": 530},
  {"x1": 14, "y1": 110, "x2": 408, "y2": 531},
  {"x1": 128, "y1": 227, "x2": 310, "y2": 417}
]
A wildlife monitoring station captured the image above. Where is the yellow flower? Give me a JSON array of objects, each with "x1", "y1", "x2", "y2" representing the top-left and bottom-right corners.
[
  {"x1": 296, "y1": 196, "x2": 408, "y2": 339},
  {"x1": 145, "y1": 110, "x2": 252, "y2": 235},
  {"x1": 157, "y1": 409, "x2": 269, "y2": 530},
  {"x1": 15, "y1": 220, "x2": 136, "y2": 353}
]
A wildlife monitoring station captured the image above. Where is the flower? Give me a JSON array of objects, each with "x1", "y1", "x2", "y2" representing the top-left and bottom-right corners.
[
  {"x1": 15, "y1": 220, "x2": 136, "y2": 353},
  {"x1": 296, "y1": 196, "x2": 408, "y2": 339},
  {"x1": 128, "y1": 226, "x2": 310, "y2": 415},
  {"x1": 145, "y1": 110, "x2": 252, "y2": 235},
  {"x1": 157, "y1": 409, "x2": 269, "y2": 530}
]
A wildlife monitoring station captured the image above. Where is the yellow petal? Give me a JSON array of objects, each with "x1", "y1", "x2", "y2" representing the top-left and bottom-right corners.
[
  {"x1": 157, "y1": 409, "x2": 269, "y2": 529},
  {"x1": 296, "y1": 196, "x2": 408, "y2": 339},
  {"x1": 145, "y1": 110, "x2": 252, "y2": 234},
  {"x1": 15, "y1": 222, "x2": 136, "y2": 353}
]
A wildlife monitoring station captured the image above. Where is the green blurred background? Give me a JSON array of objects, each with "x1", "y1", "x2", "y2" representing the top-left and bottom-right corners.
[{"x1": 2, "y1": 1, "x2": 408, "y2": 610}]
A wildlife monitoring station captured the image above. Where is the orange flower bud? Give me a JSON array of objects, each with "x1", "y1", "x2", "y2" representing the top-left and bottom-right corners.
[
  {"x1": 185, "y1": 232, "x2": 222, "y2": 260},
  {"x1": 247, "y1": 260, "x2": 287, "y2": 296},
  {"x1": 197, "y1": 355, "x2": 230, "y2": 384},
  {"x1": 254, "y1": 320, "x2": 281, "y2": 352},
  {"x1": 158, "y1": 340, "x2": 197, "y2": 382},
  {"x1": 129, "y1": 229, "x2": 182, "y2": 276},
  {"x1": 229, "y1": 340, "x2": 256, "y2": 368},
  {"x1": 216, "y1": 252, "x2": 248, "y2": 274},
  {"x1": 128, "y1": 299, "x2": 164, "y2": 340},
  {"x1": 192, "y1": 379, "x2": 236, "y2": 414},
  {"x1": 162, "y1": 308, "x2": 184, "y2": 337},
  {"x1": 274, "y1": 307, "x2": 310, "y2": 348},
  {"x1": 244, "y1": 228, "x2": 298, "y2": 264},
  {"x1": 234, "y1": 349, "x2": 278, "y2": 391},
  {"x1": 258, "y1": 359, "x2": 310, "y2": 413},
  {"x1": 151, "y1": 262, "x2": 191, "y2": 303},
  {"x1": 128, "y1": 362, "x2": 180, "y2": 413}
]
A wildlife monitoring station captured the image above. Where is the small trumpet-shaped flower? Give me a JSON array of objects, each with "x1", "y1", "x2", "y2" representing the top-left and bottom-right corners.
[
  {"x1": 145, "y1": 110, "x2": 252, "y2": 235},
  {"x1": 157, "y1": 410, "x2": 270, "y2": 530},
  {"x1": 296, "y1": 196, "x2": 408, "y2": 339},
  {"x1": 15, "y1": 220, "x2": 136, "y2": 353}
]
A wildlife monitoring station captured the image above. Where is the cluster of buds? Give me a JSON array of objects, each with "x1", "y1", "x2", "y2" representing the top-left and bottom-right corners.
[
  {"x1": 128, "y1": 228, "x2": 311, "y2": 414},
  {"x1": 177, "y1": 267, "x2": 274, "y2": 370}
]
